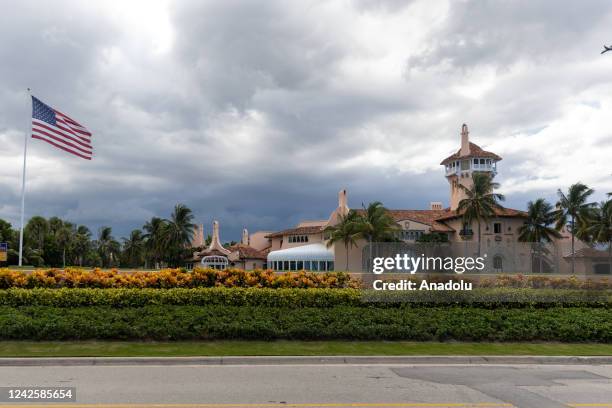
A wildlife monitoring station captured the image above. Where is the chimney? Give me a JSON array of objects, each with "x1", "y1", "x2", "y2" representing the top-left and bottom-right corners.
[
  {"x1": 242, "y1": 228, "x2": 249, "y2": 246},
  {"x1": 212, "y1": 221, "x2": 220, "y2": 245},
  {"x1": 430, "y1": 202, "x2": 443, "y2": 211},
  {"x1": 460, "y1": 123, "x2": 470, "y2": 156},
  {"x1": 338, "y1": 189, "x2": 348, "y2": 215}
]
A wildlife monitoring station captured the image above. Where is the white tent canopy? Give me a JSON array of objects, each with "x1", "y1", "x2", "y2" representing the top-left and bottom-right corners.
[{"x1": 267, "y1": 243, "x2": 334, "y2": 271}]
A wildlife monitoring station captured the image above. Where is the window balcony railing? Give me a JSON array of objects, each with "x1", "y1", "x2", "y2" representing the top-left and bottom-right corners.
[{"x1": 444, "y1": 160, "x2": 497, "y2": 176}]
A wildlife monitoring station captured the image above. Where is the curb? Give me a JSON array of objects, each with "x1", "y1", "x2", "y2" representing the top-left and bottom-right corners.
[{"x1": 0, "y1": 355, "x2": 611, "y2": 366}]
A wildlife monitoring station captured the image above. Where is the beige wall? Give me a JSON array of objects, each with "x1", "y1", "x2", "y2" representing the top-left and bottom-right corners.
[
  {"x1": 448, "y1": 171, "x2": 475, "y2": 210},
  {"x1": 332, "y1": 238, "x2": 367, "y2": 272},
  {"x1": 249, "y1": 231, "x2": 273, "y2": 251},
  {"x1": 231, "y1": 259, "x2": 266, "y2": 270},
  {"x1": 396, "y1": 219, "x2": 432, "y2": 236},
  {"x1": 270, "y1": 233, "x2": 325, "y2": 251},
  {"x1": 444, "y1": 217, "x2": 525, "y2": 243}
]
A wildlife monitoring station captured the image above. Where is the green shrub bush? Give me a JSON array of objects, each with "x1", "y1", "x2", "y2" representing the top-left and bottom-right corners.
[
  {"x1": 0, "y1": 305, "x2": 610, "y2": 342},
  {"x1": 0, "y1": 287, "x2": 609, "y2": 308}
]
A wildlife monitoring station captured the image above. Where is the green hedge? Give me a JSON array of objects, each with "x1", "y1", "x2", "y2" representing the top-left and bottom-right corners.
[
  {"x1": 0, "y1": 288, "x2": 610, "y2": 308},
  {"x1": 1, "y1": 305, "x2": 610, "y2": 342}
]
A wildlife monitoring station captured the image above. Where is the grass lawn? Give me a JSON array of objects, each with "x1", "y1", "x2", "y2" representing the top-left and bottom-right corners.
[{"x1": 0, "y1": 341, "x2": 610, "y2": 357}]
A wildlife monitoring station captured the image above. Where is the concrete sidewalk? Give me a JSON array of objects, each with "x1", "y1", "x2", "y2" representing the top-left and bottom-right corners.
[{"x1": 0, "y1": 355, "x2": 611, "y2": 366}]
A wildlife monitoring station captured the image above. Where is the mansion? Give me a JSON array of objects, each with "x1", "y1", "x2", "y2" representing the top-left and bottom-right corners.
[{"x1": 190, "y1": 124, "x2": 604, "y2": 275}]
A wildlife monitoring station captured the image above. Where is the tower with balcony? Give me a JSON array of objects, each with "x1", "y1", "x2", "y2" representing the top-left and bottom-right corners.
[{"x1": 440, "y1": 124, "x2": 502, "y2": 211}]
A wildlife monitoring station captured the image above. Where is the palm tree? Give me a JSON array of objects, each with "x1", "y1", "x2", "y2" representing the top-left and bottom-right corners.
[
  {"x1": 519, "y1": 199, "x2": 562, "y2": 242},
  {"x1": 324, "y1": 210, "x2": 361, "y2": 271},
  {"x1": 25, "y1": 216, "x2": 48, "y2": 251},
  {"x1": 163, "y1": 204, "x2": 195, "y2": 267},
  {"x1": 47, "y1": 217, "x2": 64, "y2": 235},
  {"x1": 457, "y1": 172, "x2": 505, "y2": 255},
  {"x1": 21, "y1": 246, "x2": 44, "y2": 267},
  {"x1": 56, "y1": 222, "x2": 75, "y2": 268},
  {"x1": 358, "y1": 201, "x2": 400, "y2": 242},
  {"x1": 73, "y1": 225, "x2": 92, "y2": 267},
  {"x1": 356, "y1": 201, "x2": 400, "y2": 271},
  {"x1": 122, "y1": 229, "x2": 145, "y2": 268},
  {"x1": 555, "y1": 182, "x2": 596, "y2": 273},
  {"x1": 518, "y1": 199, "x2": 562, "y2": 273},
  {"x1": 97, "y1": 226, "x2": 120, "y2": 268},
  {"x1": 143, "y1": 217, "x2": 167, "y2": 269},
  {"x1": 578, "y1": 199, "x2": 612, "y2": 274},
  {"x1": 164, "y1": 204, "x2": 195, "y2": 247}
]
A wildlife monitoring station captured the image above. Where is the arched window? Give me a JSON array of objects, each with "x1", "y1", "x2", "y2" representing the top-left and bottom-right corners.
[
  {"x1": 493, "y1": 255, "x2": 503, "y2": 272},
  {"x1": 201, "y1": 255, "x2": 228, "y2": 270}
]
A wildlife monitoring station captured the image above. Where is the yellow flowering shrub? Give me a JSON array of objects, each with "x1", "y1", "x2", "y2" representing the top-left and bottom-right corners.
[{"x1": 0, "y1": 267, "x2": 360, "y2": 289}]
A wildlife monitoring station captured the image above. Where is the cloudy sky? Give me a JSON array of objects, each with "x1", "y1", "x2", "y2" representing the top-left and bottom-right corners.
[{"x1": 1, "y1": 0, "x2": 611, "y2": 241}]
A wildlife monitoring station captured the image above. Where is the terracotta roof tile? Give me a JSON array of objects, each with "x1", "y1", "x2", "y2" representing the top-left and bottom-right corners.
[
  {"x1": 227, "y1": 244, "x2": 268, "y2": 260},
  {"x1": 434, "y1": 206, "x2": 527, "y2": 221},
  {"x1": 354, "y1": 209, "x2": 456, "y2": 233},
  {"x1": 440, "y1": 142, "x2": 502, "y2": 165},
  {"x1": 265, "y1": 225, "x2": 324, "y2": 238}
]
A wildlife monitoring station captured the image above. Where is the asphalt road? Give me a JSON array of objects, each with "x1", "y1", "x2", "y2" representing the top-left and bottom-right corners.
[{"x1": 0, "y1": 363, "x2": 611, "y2": 408}]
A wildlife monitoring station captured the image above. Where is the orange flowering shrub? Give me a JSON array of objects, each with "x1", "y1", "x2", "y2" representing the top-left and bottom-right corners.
[
  {"x1": 0, "y1": 268, "x2": 360, "y2": 289},
  {"x1": 0, "y1": 268, "x2": 609, "y2": 290}
]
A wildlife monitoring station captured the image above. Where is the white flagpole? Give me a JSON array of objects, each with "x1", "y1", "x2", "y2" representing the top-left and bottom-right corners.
[{"x1": 18, "y1": 88, "x2": 31, "y2": 267}]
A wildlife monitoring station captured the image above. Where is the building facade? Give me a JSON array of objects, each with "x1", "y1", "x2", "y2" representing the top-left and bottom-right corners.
[
  {"x1": 189, "y1": 124, "x2": 601, "y2": 274},
  {"x1": 262, "y1": 124, "x2": 585, "y2": 274}
]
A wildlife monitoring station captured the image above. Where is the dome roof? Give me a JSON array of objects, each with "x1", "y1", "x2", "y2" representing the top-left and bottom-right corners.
[{"x1": 267, "y1": 243, "x2": 334, "y2": 262}]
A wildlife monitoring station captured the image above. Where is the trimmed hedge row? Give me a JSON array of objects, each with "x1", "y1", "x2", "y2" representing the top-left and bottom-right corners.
[
  {"x1": 0, "y1": 288, "x2": 358, "y2": 308},
  {"x1": 0, "y1": 288, "x2": 610, "y2": 308},
  {"x1": 1, "y1": 305, "x2": 610, "y2": 342},
  {"x1": 2, "y1": 268, "x2": 610, "y2": 290},
  {"x1": 0, "y1": 268, "x2": 359, "y2": 289}
]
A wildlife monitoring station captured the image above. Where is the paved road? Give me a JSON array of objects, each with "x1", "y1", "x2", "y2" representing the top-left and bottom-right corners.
[{"x1": 0, "y1": 363, "x2": 610, "y2": 408}]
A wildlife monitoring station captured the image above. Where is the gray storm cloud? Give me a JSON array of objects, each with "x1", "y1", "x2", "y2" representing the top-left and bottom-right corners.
[{"x1": 0, "y1": 0, "x2": 611, "y2": 240}]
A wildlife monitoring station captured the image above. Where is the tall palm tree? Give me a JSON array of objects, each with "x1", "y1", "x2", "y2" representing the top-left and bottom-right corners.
[
  {"x1": 555, "y1": 182, "x2": 595, "y2": 273},
  {"x1": 356, "y1": 201, "x2": 400, "y2": 271},
  {"x1": 578, "y1": 199, "x2": 612, "y2": 273},
  {"x1": 163, "y1": 204, "x2": 195, "y2": 267},
  {"x1": 165, "y1": 204, "x2": 196, "y2": 247},
  {"x1": 324, "y1": 210, "x2": 361, "y2": 271},
  {"x1": 519, "y1": 199, "x2": 562, "y2": 242},
  {"x1": 122, "y1": 229, "x2": 145, "y2": 268},
  {"x1": 457, "y1": 172, "x2": 505, "y2": 255},
  {"x1": 56, "y1": 221, "x2": 75, "y2": 268},
  {"x1": 143, "y1": 217, "x2": 167, "y2": 269},
  {"x1": 358, "y1": 201, "x2": 400, "y2": 242},
  {"x1": 518, "y1": 199, "x2": 562, "y2": 273},
  {"x1": 97, "y1": 226, "x2": 120, "y2": 268},
  {"x1": 73, "y1": 225, "x2": 92, "y2": 267}
]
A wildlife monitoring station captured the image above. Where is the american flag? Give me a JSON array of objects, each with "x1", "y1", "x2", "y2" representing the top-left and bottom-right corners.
[{"x1": 31, "y1": 96, "x2": 93, "y2": 160}]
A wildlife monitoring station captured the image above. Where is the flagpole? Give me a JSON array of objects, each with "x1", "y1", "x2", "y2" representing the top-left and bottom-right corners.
[{"x1": 18, "y1": 88, "x2": 31, "y2": 267}]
